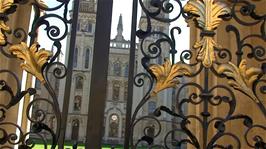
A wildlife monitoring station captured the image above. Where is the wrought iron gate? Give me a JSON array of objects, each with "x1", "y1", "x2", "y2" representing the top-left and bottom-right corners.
[{"x1": 0, "y1": 0, "x2": 265, "y2": 149}]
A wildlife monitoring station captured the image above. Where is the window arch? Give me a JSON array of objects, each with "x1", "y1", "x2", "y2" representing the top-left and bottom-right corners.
[
  {"x1": 87, "y1": 23, "x2": 92, "y2": 33},
  {"x1": 124, "y1": 63, "x2": 129, "y2": 77},
  {"x1": 148, "y1": 101, "x2": 156, "y2": 114},
  {"x1": 124, "y1": 82, "x2": 128, "y2": 101},
  {"x1": 109, "y1": 114, "x2": 119, "y2": 137},
  {"x1": 85, "y1": 48, "x2": 90, "y2": 69},
  {"x1": 74, "y1": 96, "x2": 82, "y2": 111},
  {"x1": 112, "y1": 81, "x2": 120, "y2": 101},
  {"x1": 73, "y1": 47, "x2": 78, "y2": 68},
  {"x1": 75, "y1": 76, "x2": 84, "y2": 90},
  {"x1": 113, "y1": 60, "x2": 121, "y2": 76},
  {"x1": 77, "y1": 20, "x2": 80, "y2": 31},
  {"x1": 71, "y1": 119, "x2": 79, "y2": 140}
]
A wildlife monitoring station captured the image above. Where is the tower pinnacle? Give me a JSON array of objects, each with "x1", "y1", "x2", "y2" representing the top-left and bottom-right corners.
[{"x1": 115, "y1": 14, "x2": 124, "y2": 41}]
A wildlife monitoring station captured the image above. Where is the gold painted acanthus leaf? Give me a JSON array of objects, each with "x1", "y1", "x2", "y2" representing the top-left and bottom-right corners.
[
  {"x1": 184, "y1": 0, "x2": 231, "y2": 30},
  {"x1": 149, "y1": 58, "x2": 193, "y2": 97},
  {"x1": 0, "y1": 0, "x2": 13, "y2": 13},
  {"x1": 217, "y1": 59, "x2": 262, "y2": 103},
  {"x1": 0, "y1": 0, "x2": 14, "y2": 45},
  {"x1": 184, "y1": 0, "x2": 230, "y2": 68},
  {"x1": 194, "y1": 36, "x2": 220, "y2": 68},
  {"x1": 8, "y1": 42, "x2": 52, "y2": 83}
]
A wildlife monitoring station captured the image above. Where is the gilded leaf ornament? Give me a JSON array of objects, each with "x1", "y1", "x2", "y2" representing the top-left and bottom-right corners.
[
  {"x1": 217, "y1": 59, "x2": 262, "y2": 103},
  {"x1": 0, "y1": 0, "x2": 14, "y2": 45},
  {"x1": 184, "y1": 0, "x2": 231, "y2": 68},
  {"x1": 8, "y1": 42, "x2": 52, "y2": 83},
  {"x1": 149, "y1": 58, "x2": 193, "y2": 97}
]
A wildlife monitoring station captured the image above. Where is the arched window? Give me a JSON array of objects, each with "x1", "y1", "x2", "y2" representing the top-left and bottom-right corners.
[
  {"x1": 73, "y1": 47, "x2": 78, "y2": 68},
  {"x1": 124, "y1": 87, "x2": 128, "y2": 101},
  {"x1": 148, "y1": 101, "x2": 156, "y2": 114},
  {"x1": 124, "y1": 63, "x2": 129, "y2": 77},
  {"x1": 74, "y1": 96, "x2": 82, "y2": 111},
  {"x1": 75, "y1": 76, "x2": 84, "y2": 90},
  {"x1": 77, "y1": 20, "x2": 80, "y2": 31},
  {"x1": 71, "y1": 119, "x2": 79, "y2": 140},
  {"x1": 113, "y1": 60, "x2": 121, "y2": 76},
  {"x1": 87, "y1": 23, "x2": 92, "y2": 32},
  {"x1": 85, "y1": 48, "x2": 90, "y2": 69},
  {"x1": 109, "y1": 114, "x2": 119, "y2": 137},
  {"x1": 124, "y1": 82, "x2": 128, "y2": 101},
  {"x1": 112, "y1": 82, "x2": 120, "y2": 101}
]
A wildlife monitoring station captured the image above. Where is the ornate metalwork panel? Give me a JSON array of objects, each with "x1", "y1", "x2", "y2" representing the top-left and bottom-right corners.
[
  {"x1": 0, "y1": 0, "x2": 265, "y2": 149},
  {"x1": 0, "y1": 0, "x2": 70, "y2": 148},
  {"x1": 129, "y1": 0, "x2": 266, "y2": 149}
]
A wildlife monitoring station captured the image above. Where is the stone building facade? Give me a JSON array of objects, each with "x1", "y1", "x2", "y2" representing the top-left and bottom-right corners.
[{"x1": 33, "y1": 0, "x2": 175, "y2": 145}]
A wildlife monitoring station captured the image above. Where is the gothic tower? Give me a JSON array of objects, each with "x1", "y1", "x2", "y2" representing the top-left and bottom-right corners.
[
  {"x1": 61, "y1": 0, "x2": 97, "y2": 141},
  {"x1": 103, "y1": 14, "x2": 131, "y2": 144}
]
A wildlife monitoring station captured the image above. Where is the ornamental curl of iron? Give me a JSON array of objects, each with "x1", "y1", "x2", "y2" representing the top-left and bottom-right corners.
[
  {"x1": 130, "y1": 0, "x2": 266, "y2": 148},
  {"x1": 0, "y1": 0, "x2": 70, "y2": 148}
]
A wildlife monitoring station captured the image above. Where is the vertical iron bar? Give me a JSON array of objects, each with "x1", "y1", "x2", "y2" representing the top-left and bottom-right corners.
[
  {"x1": 58, "y1": 0, "x2": 80, "y2": 148},
  {"x1": 85, "y1": 0, "x2": 113, "y2": 148},
  {"x1": 202, "y1": 67, "x2": 209, "y2": 149},
  {"x1": 124, "y1": 0, "x2": 138, "y2": 148}
]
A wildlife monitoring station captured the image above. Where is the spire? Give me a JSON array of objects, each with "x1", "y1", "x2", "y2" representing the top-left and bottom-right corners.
[
  {"x1": 115, "y1": 14, "x2": 124, "y2": 41},
  {"x1": 117, "y1": 14, "x2": 123, "y2": 32}
]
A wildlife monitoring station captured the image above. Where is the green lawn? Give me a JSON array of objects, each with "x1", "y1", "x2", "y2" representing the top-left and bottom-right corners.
[
  {"x1": 33, "y1": 144, "x2": 146, "y2": 149},
  {"x1": 33, "y1": 144, "x2": 123, "y2": 149}
]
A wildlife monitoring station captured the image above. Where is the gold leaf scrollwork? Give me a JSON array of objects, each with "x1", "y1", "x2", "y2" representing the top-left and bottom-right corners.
[
  {"x1": 8, "y1": 42, "x2": 52, "y2": 83},
  {"x1": 0, "y1": 0, "x2": 14, "y2": 45},
  {"x1": 184, "y1": 0, "x2": 231, "y2": 68},
  {"x1": 149, "y1": 58, "x2": 193, "y2": 97},
  {"x1": 217, "y1": 59, "x2": 262, "y2": 103}
]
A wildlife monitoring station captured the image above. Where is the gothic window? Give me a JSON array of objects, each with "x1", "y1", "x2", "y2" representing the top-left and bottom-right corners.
[
  {"x1": 87, "y1": 23, "x2": 92, "y2": 33},
  {"x1": 81, "y1": 20, "x2": 87, "y2": 32},
  {"x1": 113, "y1": 60, "x2": 121, "y2": 76},
  {"x1": 85, "y1": 48, "x2": 90, "y2": 69},
  {"x1": 124, "y1": 87, "x2": 128, "y2": 101},
  {"x1": 109, "y1": 114, "x2": 119, "y2": 137},
  {"x1": 113, "y1": 82, "x2": 120, "y2": 101},
  {"x1": 124, "y1": 63, "x2": 129, "y2": 77},
  {"x1": 122, "y1": 118, "x2": 125, "y2": 137},
  {"x1": 124, "y1": 82, "x2": 128, "y2": 101},
  {"x1": 148, "y1": 101, "x2": 156, "y2": 114},
  {"x1": 75, "y1": 76, "x2": 84, "y2": 90},
  {"x1": 74, "y1": 96, "x2": 82, "y2": 111},
  {"x1": 71, "y1": 119, "x2": 79, "y2": 140},
  {"x1": 73, "y1": 47, "x2": 78, "y2": 68},
  {"x1": 77, "y1": 21, "x2": 80, "y2": 31}
]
